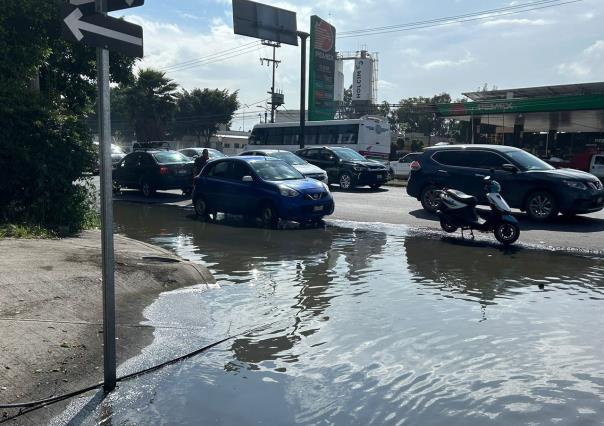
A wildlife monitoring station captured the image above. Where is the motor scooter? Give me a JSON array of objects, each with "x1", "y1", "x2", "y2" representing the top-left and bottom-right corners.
[{"x1": 436, "y1": 177, "x2": 520, "y2": 245}]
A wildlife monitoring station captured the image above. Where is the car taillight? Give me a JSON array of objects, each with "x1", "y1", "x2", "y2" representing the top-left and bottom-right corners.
[
  {"x1": 159, "y1": 166, "x2": 169, "y2": 175},
  {"x1": 410, "y1": 160, "x2": 421, "y2": 171}
]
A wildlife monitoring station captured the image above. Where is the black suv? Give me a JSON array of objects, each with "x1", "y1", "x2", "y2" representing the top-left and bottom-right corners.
[
  {"x1": 113, "y1": 150, "x2": 193, "y2": 197},
  {"x1": 407, "y1": 145, "x2": 604, "y2": 221},
  {"x1": 296, "y1": 147, "x2": 389, "y2": 190}
]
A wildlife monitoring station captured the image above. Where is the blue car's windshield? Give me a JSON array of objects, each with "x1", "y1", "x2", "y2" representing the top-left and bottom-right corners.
[
  {"x1": 505, "y1": 150, "x2": 553, "y2": 171},
  {"x1": 250, "y1": 160, "x2": 304, "y2": 181}
]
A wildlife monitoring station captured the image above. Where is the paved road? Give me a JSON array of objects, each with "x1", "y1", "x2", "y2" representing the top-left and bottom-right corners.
[
  {"x1": 99, "y1": 176, "x2": 604, "y2": 254},
  {"x1": 330, "y1": 186, "x2": 604, "y2": 254}
]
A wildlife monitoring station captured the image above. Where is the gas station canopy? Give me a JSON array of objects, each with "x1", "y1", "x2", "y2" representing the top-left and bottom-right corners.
[{"x1": 438, "y1": 82, "x2": 604, "y2": 133}]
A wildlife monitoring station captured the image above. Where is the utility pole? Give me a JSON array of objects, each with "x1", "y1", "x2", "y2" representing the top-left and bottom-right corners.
[
  {"x1": 297, "y1": 31, "x2": 309, "y2": 149},
  {"x1": 261, "y1": 40, "x2": 282, "y2": 123}
]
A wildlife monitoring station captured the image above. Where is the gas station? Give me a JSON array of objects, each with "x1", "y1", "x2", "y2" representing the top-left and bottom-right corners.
[{"x1": 437, "y1": 82, "x2": 604, "y2": 160}]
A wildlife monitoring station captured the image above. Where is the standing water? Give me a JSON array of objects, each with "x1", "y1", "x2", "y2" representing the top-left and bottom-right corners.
[{"x1": 54, "y1": 203, "x2": 604, "y2": 425}]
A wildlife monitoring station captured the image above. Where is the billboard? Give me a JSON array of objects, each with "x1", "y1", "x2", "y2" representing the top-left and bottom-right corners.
[
  {"x1": 352, "y1": 58, "x2": 373, "y2": 102},
  {"x1": 308, "y1": 16, "x2": 336, "y2": 121},
  {"x1": 232, "y1": 0, "x2": 298, "y2": 46}
]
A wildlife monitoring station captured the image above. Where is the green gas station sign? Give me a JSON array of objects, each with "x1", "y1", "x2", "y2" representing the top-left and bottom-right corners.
[{"x1": 308, "y1": 16, "x2": 336, "y2": 121}]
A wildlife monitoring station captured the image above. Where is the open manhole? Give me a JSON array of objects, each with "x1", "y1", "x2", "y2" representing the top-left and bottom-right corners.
[{"x1": 141, "y1": 256, "x2": 181, "y2": 264}]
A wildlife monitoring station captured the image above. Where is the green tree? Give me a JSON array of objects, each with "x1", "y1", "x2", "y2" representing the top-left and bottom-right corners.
[
  {"x1": 120, "y1": 69, "x2": 179, "y2": 142},
  {"x1": 0, "y1": 0, "x2": 134, "y2": 233},
  {"x1": 173, "y1": 88, "x2": 240, "y2": 147}
]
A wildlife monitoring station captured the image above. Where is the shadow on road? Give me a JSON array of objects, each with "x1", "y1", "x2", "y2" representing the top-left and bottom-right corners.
[
  {"x1": 329, "y1": 186, "x2": 389, "y2": 194},
  {"x1": 409, "y1": 208, "x2": 604, "y2": 233},
  {"x1": 114, "y1": 189, "x2": 191, "y2": 204},
  {"x1": 409, "y1": 209, "x2": 439, "y2": 221}
]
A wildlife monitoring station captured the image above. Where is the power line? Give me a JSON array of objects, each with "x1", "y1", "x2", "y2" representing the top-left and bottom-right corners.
[
  {"x1": 338, "y1": 0, "x2": 582, "y2": 38},
  {"x1": 339, "y1": 0, "x2": 565, "y2": 35},
  {"x1": 160, "y1": 40, "x2": 259, "y2": 71},
  {"x1": 158, "y1": 43, "x2": 262, "y2": 74}
]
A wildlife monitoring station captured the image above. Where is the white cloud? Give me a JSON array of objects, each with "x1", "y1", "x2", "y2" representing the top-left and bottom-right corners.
[
  {"x1": 558, "y1": 39, "x2": 604, "y2": 78},
  {"x1": 481, "y1": 18, "x2": 552, "y2": 27},
  {"x1": 422, "y1": 52, "x2": 474, "y2": 70}
]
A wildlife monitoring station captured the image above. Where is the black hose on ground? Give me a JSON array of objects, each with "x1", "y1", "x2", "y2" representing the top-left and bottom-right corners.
[{"x1": 0, "y1": 320, "x2": 278, "y2": 418}]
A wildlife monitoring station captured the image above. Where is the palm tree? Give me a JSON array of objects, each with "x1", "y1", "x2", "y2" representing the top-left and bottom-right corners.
[{"x1": 121, "y1": 68, "x2": 178, "y2": 142}]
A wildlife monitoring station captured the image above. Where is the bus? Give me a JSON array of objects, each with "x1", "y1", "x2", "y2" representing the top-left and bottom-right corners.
[{"x1": 248, "y1": 116, "x2": 391, "y2": 159}]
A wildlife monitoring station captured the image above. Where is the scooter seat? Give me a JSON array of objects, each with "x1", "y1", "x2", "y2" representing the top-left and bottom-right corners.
[{"x1": 446, "y1": 189, "x2": 478, "y2": 207}]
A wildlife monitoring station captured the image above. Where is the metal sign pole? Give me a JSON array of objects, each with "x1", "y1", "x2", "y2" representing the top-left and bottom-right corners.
[
  {"x1": 96, "y1": 0, "x2": 117, "y2": 393},
  {"x1": 298, "y1": 31, "x2": 309, "y2": 149}
]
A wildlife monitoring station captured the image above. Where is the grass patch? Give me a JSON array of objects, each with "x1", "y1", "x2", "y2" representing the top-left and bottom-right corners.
[{"x1": 0, "y1": 223, "x2": 58, "y2": 239}]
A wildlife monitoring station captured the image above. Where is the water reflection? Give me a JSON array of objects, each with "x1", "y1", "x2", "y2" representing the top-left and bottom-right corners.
[
  {"x1": 405, "y1": 236, "x2": 604, "y2": 306},
  {"x1": 48, "y1": 202, "x2": 604, "y2": 426}
]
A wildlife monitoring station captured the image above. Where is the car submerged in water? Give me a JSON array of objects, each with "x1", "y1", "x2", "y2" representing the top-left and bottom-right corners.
[{"x1": 192, "y1": 156, "x2": 334, "y2": 227}]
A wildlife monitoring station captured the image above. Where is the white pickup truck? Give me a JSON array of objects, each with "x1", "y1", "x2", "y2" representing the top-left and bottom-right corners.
[
  {"x1": 589, "y1": 154, "x2": 604, "y2": 180},
  {"x1": 390, "y1": 153, "x2": 422, "y2": 179}
]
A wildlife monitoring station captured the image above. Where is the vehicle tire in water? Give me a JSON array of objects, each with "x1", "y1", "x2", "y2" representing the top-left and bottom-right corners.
[
  {"x1": 194, "y1": 196, "x2": 210, "y2": 221},
  {"x1": 339, "y1": 173, "x2": 353, "y2": 190},
  {"x1": 440, "y1": 218, "x2": 458, "y2": 233},
  {"x1": 494, "y1": 222, "x2": 520, "y2": 245},
  {"x1": 420, "y1": 185, "x2": 441, "y2": 213},
  {"x1": 260, "y1": 202, "x2": 279, "y2": 228},
  {"x1": 141, "y1": 180, "x2": 155, "y2": 198},
  {"x1": 525, "y1": 191, "x2": 558, "y2": 221}
]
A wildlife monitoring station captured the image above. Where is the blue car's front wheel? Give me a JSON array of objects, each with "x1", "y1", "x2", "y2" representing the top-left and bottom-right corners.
[
  {"x1": 194, "y1": 196, "x2": 211, "y2": 221},
  {"x1": 260, "y1": 202, "x2": 279, "y2": 229}
]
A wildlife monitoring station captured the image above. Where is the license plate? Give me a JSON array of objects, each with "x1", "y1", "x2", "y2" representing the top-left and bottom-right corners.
[
  {"x1": 376, "y1": 174, "x2": 383, "y2": 179},
  {"x1": 177, "y1": 170, "x2": 188, "y2": 176},
  {"x1": 313, "y1": 205, "x2": 324, "y2": 212}
]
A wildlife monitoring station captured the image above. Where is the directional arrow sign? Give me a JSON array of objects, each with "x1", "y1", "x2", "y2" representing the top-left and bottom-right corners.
[
  {"x1": 68, "y1": 0, "x2": 145, "y2": 14},
  {"x1": 62, "y1": 5, "x2": 143, "y2": 57}
]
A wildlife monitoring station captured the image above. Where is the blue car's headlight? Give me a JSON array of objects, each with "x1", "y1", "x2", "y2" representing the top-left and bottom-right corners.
[
  {"x1": 563, "y1": 180, "x2": 588, "y2": 190},
  {"x1": 321, "y1": 182, "x2": 330, "y2": 193},
  {"x1": 279, "y1": 185, "x2": 300, "y2": 197}
]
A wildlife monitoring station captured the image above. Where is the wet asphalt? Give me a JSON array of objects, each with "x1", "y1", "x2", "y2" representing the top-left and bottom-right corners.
[{"x1": 104, "y1": 177, "x2": 604, "y2": 255}]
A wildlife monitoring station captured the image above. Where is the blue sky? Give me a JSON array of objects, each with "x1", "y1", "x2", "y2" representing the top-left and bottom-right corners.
[{"x1": 121, "y1": 0, "x2": 604, "y2": 130}]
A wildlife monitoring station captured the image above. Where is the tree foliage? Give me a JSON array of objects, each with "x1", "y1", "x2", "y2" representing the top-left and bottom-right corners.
[
  {"x1": 173, "y1": 88, "x2": 240, "y2": 147},
  {"x1": 118, "y1": 69, "x2": 179, "y2": 142},
  {"x1": 0, "y1": 0, "x2": 134, "y2": 232}
]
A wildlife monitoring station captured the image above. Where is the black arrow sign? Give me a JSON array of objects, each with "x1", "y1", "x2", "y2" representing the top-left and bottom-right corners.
[
  {"x1": 67, "y1": 0, "x2": 145, "y2": 14},
  {"x1": 62, "y1": 5, "x2": 143, "y2": 57}
]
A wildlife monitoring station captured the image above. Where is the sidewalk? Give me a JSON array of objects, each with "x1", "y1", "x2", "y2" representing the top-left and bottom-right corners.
[{"x1": 0, "y1": 230, "x2": 214, "y2": 422}]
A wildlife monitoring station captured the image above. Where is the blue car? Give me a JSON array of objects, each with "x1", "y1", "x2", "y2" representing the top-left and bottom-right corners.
[{"x1": 192, "y1": 156, "x2": 334, "y2": 227}]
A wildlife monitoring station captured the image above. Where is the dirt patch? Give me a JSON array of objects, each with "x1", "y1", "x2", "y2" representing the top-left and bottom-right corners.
[{"x1": 0, "y1": 230, "x2": 214, "y2": 424}]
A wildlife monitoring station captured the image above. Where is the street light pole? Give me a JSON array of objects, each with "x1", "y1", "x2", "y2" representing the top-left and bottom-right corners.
[{"x1": 297, "y1": 31, "x2": 309, "y2": 150}]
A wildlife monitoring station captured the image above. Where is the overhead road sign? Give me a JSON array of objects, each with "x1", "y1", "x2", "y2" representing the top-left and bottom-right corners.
[
  {"x1": 233, "y1": 0, "x2": 298, "y2": 46},
  {"x1": 62, "y1": 5, "x2": 144, "y2": 58},
  {"x1": 67, "y1": 0, "x2": 145, "y2": 14}
]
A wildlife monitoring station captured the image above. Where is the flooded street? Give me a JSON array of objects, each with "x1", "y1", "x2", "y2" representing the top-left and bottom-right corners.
[{"x1": 55, "y1": 202, "x2": 604, "y2": 425}]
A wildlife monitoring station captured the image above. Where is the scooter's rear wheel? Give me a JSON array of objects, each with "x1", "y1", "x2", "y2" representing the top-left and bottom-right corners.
[
  {"x1": 494, "y1": 223, "x2": 520, "y2": 245},
  {"x1": 440, "y1": 218, "x2": 458, "y2": 233}
]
